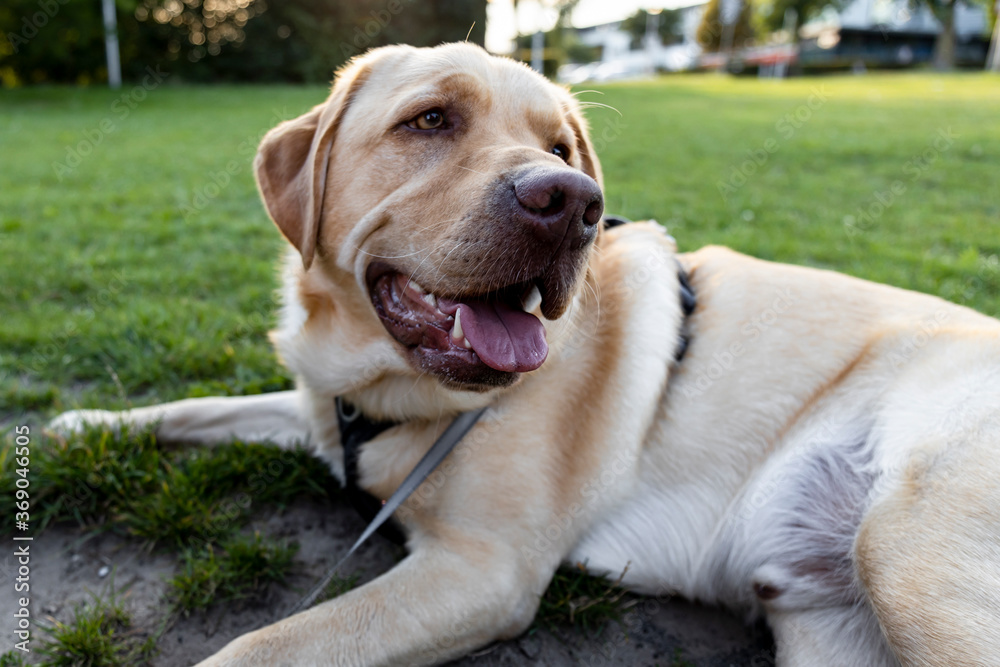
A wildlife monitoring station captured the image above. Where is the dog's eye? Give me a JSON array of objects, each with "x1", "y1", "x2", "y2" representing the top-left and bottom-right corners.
[
  {"x1": 407, "y1": 109, "x2": 447, "y2": 131},
  {"x1": 551, "y1": 144, "x2": 570, "y2": 162}
]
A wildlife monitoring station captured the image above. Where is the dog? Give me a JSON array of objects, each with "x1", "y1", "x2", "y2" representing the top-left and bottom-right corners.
[{"x1": 51, "y1": 43, "x2": 1000, "y2": 666}]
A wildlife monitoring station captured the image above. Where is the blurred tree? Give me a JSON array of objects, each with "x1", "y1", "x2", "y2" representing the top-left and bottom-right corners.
[
  {"x1": 1, "y1": 0, "x2": 108, "y2": 85},
  {"x1": 127, "y1": 0, "x2": 283, "y2": 82},
  {"x1": 270, "y1": 0, "x2": 486, "y2": 80},
  {"x1": 513, "y1": 0, "x2": 580, "y2": 76},
  {"x1": 621, "y1": 8, "x2": 684, "y2": 48},
  {"x1": 758, "y1": 0, "x2": 846, "y2": 42},
  {"x1": 132, "y1": 0, "x2": 486, "y2": 82},
  {"x1": 697, "y1": 0, "x2": 755, "y2": 52},
  {"x1": 0, "y1": 0, "x2": 487, "y2": 85},
  {"x1": 909, "y1": 0, "x2": 990, "y2": 69}
]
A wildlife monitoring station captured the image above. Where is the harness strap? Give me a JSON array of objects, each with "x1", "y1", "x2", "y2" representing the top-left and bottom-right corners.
[
  {"x1": 604, "y1": 215, "x2": 696, "y2": 361},
  {"x1": 336, "y1": 397, "x2": 407, "y2": 545},
  {"x1": 286, "y1": 405, "x2": 488, "y2": 616}
]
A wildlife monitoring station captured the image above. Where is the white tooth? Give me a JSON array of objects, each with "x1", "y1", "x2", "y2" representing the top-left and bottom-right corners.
[
  {"x1": 452, "y1": 308, "x2": 464, "y2": 341},
  {"x1": 422, "y1": 292, "x2": 437, "y2": 307},
  {"x1": 522, "y1": 285, "x2": 542, "y2": 313},
  {"x1": 463, "y1": 337, "x2": 472, "y2": 349},
  {"x1": 408, "y1": 279, "x2": 426, "y2": 294}
]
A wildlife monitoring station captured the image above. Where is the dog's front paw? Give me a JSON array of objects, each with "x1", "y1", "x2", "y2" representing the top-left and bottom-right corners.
[{"x1": 46, "y1": 409, "x2": 125, "y2": 437}]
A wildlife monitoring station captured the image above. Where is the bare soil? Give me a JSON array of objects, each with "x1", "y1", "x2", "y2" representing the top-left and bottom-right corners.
[{"x1": 1, "y1": 498, "x2": 773, "y2": 666}]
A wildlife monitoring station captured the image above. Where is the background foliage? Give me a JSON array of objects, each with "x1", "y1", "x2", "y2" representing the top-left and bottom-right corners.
[
  {"x1": 697, "y1": 0, "x2": 757, "y2": 52},
  {"x1": 0, "y1": 0, "x2": 487, "y2": 85}
]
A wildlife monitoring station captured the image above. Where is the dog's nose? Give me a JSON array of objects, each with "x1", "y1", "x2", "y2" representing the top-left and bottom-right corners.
[{"x1": 513, "y1": 168, "x2": 604, "y2": 245}]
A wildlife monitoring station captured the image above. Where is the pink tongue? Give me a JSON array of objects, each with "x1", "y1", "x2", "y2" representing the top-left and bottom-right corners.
[{"x1": 457, "y1": 301, "x2": 547, "y2": 373}]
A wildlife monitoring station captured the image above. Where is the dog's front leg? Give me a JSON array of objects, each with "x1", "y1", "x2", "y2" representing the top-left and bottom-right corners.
[
  {"x1": 47, "y1": 390, "x2": 309, "y2": 448},
  {"x1": 196, "y1": 539, "x2": 547, "y2": 667}
]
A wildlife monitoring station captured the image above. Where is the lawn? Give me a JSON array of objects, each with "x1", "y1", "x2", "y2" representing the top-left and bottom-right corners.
[
  {"x1": 2, "y1": 74, "x2": 999, "y2": 415},
  {"x1": 1, "y1": 72, "x2": 998, "y2": 663}
]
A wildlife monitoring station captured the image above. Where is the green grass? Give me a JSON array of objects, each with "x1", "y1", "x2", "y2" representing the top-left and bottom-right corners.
[
  {"x1": 0, "y1": 651, "x2": 26, "y2": 667},
  {"x1": 0, "y1": 86, "x2": 316, "y2": 415},
  {"x1": 169, "y1": 532, "x2": 299, "y2": 614},
  {"x1": 2, "y1": 74, "x2": 998, "y2": 416},
  {"x1": 0, "y1": 423, "x2": 336, "y2": 541},
  {"x1": 36, "y1": 586, "x2": 158, "y2": 667},
  {"x1": 1, "y1": 73, "x2": 998, "y2": 661},
  {"x1": 535, "y1": 563, "x2": 635, "y2": 634},
  {"x1": 0, "y1": 423, "x2": 335, "y2": 621},
  {"x1": 589, "y1": 73, "x2": 1000, "y2": 311}
]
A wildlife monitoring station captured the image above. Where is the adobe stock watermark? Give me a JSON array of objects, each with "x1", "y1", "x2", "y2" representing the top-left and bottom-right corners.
[
  {"x1": 554, "y1": 234, "x2": 675, "y2": 357},
  {"x1": 843, "y1": 127, "x2": 958, "y2": 239},
  {"x1": 417, "y1": 610, "x2": 479, "y2": 664},
  {"x1": 51, "y1": 66, "x2": 169, "y2": 182},
  {"x1": 590, "y1": 114, "x2": 627, "y2": 156},
  {"x1": 728, "y1": 307, "x2": 957, "y2": 529},
  {"x1": 877, "y1": 7, "x2": 916, "y2": 41},
  {"x1": 887, "y1": 310, "x2": 949, "y2": 369},
  {"x1": 393, "y1": 404, "x2": 513, "y2": 522},
  {"x1": 19, "y1": 271, "x2": 128, "y2": 375},
  {"x1": 340, "y1": 0, "x2": 417, "y2": 58},
  {"x1": 232, "y1": 295, "x2": 281, "y2": 341},
  {"x1": 956, "y1": 253, "x2": 999, "y2": 306},
  {"x1": 180, "y1": 107, "x2": 291, "y2": 220},
  {"x1": 4, "y1": 0, "x2": 70, "y2": 53},
  {"x1": 679, "y1": 286, "x2": 798, "y2": 398},
  {"x1": 728, "y1": 412, "x2": 852, "y2": 528},
  {"x1": 717, "y1": 85, "x2": 830, "y2": 201},
  {"x1": 519, "y1": 448, "x2": 640, "y2": 566}
]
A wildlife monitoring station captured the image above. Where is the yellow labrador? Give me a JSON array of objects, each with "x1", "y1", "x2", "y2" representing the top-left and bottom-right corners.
[{"x1": 52, "y1": 43, "x2": 1000, "y2": 666}]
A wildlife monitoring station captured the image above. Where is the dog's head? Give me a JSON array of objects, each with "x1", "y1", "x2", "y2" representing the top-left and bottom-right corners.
[{"x1": 256, "y1": 43, "x2": 603, "y2": 396}]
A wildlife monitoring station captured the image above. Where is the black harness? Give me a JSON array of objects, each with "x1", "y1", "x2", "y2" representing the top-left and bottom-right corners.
[
  {"x1": 336, "y1": 215, "x2": 696, "y2": 545},
  {"x1": 336, "y1": 397, "x2": 407, "y2": 544}
]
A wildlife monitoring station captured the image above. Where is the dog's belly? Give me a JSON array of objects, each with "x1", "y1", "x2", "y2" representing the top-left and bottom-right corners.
[
  {"x1": 567, "y1": 467, "x2": 728, "y2": 599},
  {"x1": 569, "y1": 396, "x2": 881, "y2": 613},
  {"x1": 700, "y1": 420, "x2": 878, "y2": 614}
]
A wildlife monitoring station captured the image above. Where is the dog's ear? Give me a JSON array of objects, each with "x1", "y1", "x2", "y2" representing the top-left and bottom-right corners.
[
  {"x1": 254, "y1": 60, "x2": 371, "y2": 270},
  {"x1": 566, "y1": 103, "x2": 604, "y2": 192}
]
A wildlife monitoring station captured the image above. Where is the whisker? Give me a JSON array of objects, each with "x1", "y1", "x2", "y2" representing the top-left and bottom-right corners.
[
  {"x1": 407, "y1": 237, "x2": 455, "y2": 286},
  {"x1": 427, "y1": 241, "x2": 467, "y2": 290},
  {"x1": 355, "y1": 247, "x2": 426, "y2": 260},
  {"x1": 409, "y1": 217, "x2": 466, "y2": 236},
  {"x1": 578, "y1": 101, "x2": 622, "y2": 116}
]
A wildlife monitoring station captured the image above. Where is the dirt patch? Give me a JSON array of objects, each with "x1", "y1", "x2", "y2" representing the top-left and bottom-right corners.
[{"x1": 2, "y1": 499, "x2": 773, "y2": 666}]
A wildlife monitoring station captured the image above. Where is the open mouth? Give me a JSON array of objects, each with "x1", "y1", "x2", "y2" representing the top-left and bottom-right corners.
[{"x1": 367, "y1": 264, "x2": 552, "y2": 387}]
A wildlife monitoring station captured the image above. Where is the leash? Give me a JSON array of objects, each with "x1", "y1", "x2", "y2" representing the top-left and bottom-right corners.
[
  {"x1": 285, "y1": 214, "x2": 693, "y2": 618},
  {"x1": 285, "y1": 404, "x2": 488, "y2": 617}
]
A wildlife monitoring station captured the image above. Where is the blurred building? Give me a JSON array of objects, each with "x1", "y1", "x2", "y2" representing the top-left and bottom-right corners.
[
  {"x1": 558, "y1": 4, "x2": 706, "y2": 82},
  {"x1": 799, "y1": 0, "x2": 991, "y2": 68},
  {"x1": 556, "y1": 0, "x2": 990, "y2": 81}
]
